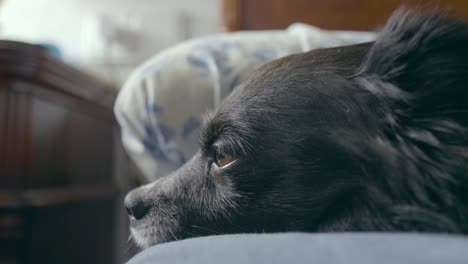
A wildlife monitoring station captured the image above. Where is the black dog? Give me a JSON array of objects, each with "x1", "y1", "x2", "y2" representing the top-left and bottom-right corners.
[{"x1": 125, "y1": 8, "x2": 468, "y2": 248}]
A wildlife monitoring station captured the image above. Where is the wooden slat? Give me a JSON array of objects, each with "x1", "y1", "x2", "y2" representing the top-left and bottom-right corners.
[
  {"x1": 0, "y1": 185, "x2": 116, "y2": 208},
  {"x1": 222, "y1": 0, "x2": 243, "y2": 31},
  {"x1": 223, "y1": 0, "x2": 468, "y2": 31},
  {"x1": 0, "y1": 88, "x2": 6, "y2": 181}
]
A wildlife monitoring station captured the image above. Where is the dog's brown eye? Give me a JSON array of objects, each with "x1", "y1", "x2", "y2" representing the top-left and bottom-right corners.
[{"x1": 215, "y1": 153, "x2": 234, "y2": 168}]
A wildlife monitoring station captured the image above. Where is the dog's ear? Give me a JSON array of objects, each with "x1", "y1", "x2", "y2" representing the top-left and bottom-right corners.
[
  {"x1": 355, "y1": 7, "x2": 468, "y2": 131},
  {"x1": 351, "y1": 8, "x2": 468, "y2": 221}
]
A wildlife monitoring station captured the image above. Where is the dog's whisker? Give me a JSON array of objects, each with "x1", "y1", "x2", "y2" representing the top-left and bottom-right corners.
[
  {"x1": 124, "y1": 242, "x2": 134, "y2": 254},
  {"x1": 127, "y1": 233, "x2": 134, "y2": 243},
  {"x1": 123, "y1": 234, "x2": 138, "y2": 254},
  {"x1": 189, "y1": 224, "x2": 218, "y2": 234},
  {"x1": 167, "y1": 228, "x2": 179, "y2": 241}
]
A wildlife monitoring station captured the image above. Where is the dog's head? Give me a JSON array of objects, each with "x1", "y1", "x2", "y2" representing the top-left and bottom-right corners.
[{"x1": 125, "y1": 8, "x2": 468, "y2": 248}]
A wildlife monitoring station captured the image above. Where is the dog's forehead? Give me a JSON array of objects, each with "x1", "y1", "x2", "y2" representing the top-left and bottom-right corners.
[
  {"x1": 215, "y1": 43, "x2": 372, "y2": 110},
  {"x1": 199, "y1": 42, "x2": 373, "y2": 149},
  {"x1": 249, "y1": 42, "x2": 373, "y2": 85},
  {"x1": 219, "y1": 43, "x2": 372, "y2": 109}
]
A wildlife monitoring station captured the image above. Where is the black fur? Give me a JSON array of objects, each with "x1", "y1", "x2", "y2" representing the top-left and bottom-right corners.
[{"x1": 125, "y1": 7, "x2": 468, "y2": 248}]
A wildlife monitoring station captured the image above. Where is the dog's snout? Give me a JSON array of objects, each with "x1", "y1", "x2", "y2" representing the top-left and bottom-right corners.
[{"x1": 125, "y1": 189, "x2": 150, "y2": 220}]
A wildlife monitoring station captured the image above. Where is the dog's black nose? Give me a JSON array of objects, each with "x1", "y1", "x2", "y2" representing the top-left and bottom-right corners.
[
  {"x1": 124, "y1": 190, "x2": 149, "y2": 220},
  {"x1": 126, "y1": 201, "x2": 148, "y2": 220}
]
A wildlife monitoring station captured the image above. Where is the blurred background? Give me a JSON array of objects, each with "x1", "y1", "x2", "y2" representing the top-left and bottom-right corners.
[
  {"x1": 0, "y1": 1, "x2": 222, "y2": 263},
  {"x1": 1, "y1": 0, "x2": 467, "y2": 263},
  {"x1": 0, "y1": 0, "x2": 222, "y2": 86}
]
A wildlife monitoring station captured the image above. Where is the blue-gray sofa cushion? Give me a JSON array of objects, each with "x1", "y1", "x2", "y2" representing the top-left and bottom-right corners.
[{"x1": 128, "y1": 233, "x2": 468, "y2": 264}]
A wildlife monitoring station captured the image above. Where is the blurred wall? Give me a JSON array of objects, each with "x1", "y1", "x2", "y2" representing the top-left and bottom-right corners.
[{"x1": 0, "y1": 0, "x2": 221, "y2": 85}]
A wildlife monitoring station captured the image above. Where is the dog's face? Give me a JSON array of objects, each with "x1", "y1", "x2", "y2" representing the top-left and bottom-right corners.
[
  {"x1": 126, "y1": 44, "x2": 373, "y2": 247},
  {"x1": 125, "y1": 8, "x2": 468, "y2": 248}
]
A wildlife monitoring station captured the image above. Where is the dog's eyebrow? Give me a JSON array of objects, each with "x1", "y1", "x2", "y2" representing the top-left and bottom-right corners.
[
  {"x1": 199, "y1": 117, "x2": 221, "y2": 154},
  {"x1": 199, "y1": 110, "x2": 253, "y2": 157},
  {"x1": 199, "y1": 117, "x2": 243, "y2": 156}
]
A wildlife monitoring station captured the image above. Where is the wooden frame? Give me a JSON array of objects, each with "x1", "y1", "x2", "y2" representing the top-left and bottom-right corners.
[
  {"x1": 0, "y1": 40, "x2": 121, "y2": 264},
  {"x1": 223, "y1": 0, "x2": 468, "y2": 31}
]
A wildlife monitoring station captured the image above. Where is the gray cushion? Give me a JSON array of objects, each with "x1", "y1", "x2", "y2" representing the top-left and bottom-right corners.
[{"x1": 128, "y1": 232, "x2": 468, "y2": 264}]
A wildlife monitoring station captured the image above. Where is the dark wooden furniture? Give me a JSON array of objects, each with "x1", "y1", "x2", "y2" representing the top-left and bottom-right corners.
[
  {"x1": 223, "y1": 0, "x2": 468, "y2": 31},
  {"x1": 0, "y1": 40, "x2": 121, "y2": 264}
]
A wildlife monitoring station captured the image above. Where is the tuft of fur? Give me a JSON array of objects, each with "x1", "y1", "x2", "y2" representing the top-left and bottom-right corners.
[{"x1": 349, "y1": 7, "x2": 468, "y2": 233}]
